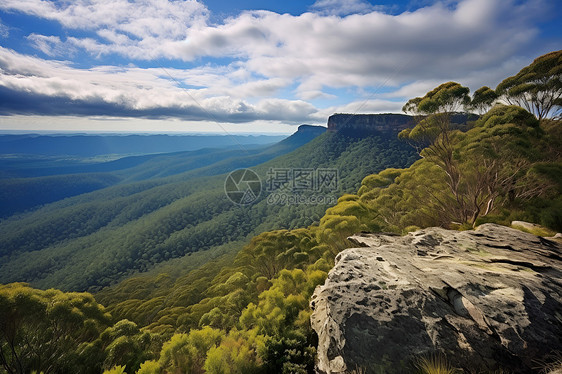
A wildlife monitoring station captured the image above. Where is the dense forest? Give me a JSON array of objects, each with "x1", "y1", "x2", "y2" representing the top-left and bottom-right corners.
[
  {"x1": 0, "y1": 123, "x2": 416, "y2": 292},
  {"x1": 0, "y1": 50, "x2": 561, "y2": 374}
]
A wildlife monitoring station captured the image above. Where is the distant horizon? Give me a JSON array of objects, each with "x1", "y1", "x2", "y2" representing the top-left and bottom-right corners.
[{"x1": 0, "y1": 129, "x2": 299, "y2": 136}]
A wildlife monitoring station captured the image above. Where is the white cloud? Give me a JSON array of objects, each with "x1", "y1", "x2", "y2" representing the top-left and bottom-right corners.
[
  {"x1": 315, "y1": 99, "x2": 404, "y2": 120},
  {"x1": 0, "y1": 115, "x2": 299, "y2": 134},
  {"x1": 166, "y1": 0, "x2": 546, "y2": 99},
  {"x1": 310, "y1": 0, "x2": 386, "y2": 16},
  {"x1": 0, "y1": 46, "x2": 317, "y2": 123},
  {"x1": 0, "y1": 0, "x2": 208, "y2": 58},
  {"x1": 27, "y1": 34, "x2": 75, "y2": 57},
  {"x1": 0, "y1": 0, "x2": 207, "y2": 37},
  {"x1": 0, "y1": 0, "x2": 559, "y2": 127},
  {"x1": 381, "y1": 80, "x2": 445, "y2": 100},
  {"x1": 0, "y1": 19, "x2": 8, "y2": 38}
]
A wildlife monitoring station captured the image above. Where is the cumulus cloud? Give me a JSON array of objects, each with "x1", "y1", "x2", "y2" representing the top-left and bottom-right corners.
[
  {"x1": 0, "y1": 47, "x2": 317, "y2": 123},
  {"x1": 0, "y1": 0, "x2": 558, "y2": 126},
  {"x1": 159, "y1": 0, "x2": 548, "y2": 100},
  {"x1": 0, "y1": 0, "x2": 208, "y2": 58},
  {"x1": 0, "y1": 0, "x2": 207, "y2": 36}
]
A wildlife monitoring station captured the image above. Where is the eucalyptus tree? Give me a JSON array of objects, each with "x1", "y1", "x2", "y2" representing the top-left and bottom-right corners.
[
  {"x1": 469, "y1": 86, "x2": 498, "y2": 115},
  {"x1": 399, "y1": 82, "x2": 471, "y2": 222},
  {"x1": 496, "y1": 50, "x2": 562, "y2": 120}
]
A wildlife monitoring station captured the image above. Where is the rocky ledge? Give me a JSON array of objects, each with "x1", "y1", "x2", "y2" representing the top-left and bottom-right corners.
[{"x1": 310, "y1": 224, "x2": 562, "y2": 373}]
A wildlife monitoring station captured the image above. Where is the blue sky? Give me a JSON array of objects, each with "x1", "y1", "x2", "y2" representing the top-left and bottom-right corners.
[{"x1": 0, "y1": 0, "x2": 560, "y2": 134}]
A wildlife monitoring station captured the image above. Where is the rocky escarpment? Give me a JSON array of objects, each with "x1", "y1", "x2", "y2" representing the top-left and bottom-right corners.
[
  {"x1": 327, "y1": 114, "x2": 414, "y2": 135},
  {"x1": 295, "y1": 124, "x2": 327, "y2": 135},
  {"x1": 310, "y1": 224, "x2": 562, "y2": 373},
  {"x1": 326, "y1": 113, "x2": 477, "y2": 135}
]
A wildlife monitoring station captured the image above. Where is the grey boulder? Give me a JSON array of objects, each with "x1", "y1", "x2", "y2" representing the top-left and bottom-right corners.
[{"x1": 310, "y1": 224, "x2": 562, "y2": 373}]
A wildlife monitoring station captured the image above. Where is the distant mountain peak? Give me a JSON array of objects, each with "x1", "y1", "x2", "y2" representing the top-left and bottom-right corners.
[{"x1": 296, "y1": 124, "x2": 327, "y2": 133}]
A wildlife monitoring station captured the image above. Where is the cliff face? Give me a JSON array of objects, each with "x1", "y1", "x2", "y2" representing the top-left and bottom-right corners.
[
  {"x1": 326, "y1": 113, "x2": 414, "y2": 135},
  {"x1": 296, "y1": 124, "x2": 327, "y2": 134},
  {"x1": 310, "y1": 224, "x2": 562, "y2": 374},
  {"x1": 326, "y1": 113, "x2": 478, "y2": 135}
]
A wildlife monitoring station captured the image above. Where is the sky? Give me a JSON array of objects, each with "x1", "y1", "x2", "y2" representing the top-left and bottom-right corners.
[{"x1": 0, "y1": 0, "x2": 560, "y2": 134}]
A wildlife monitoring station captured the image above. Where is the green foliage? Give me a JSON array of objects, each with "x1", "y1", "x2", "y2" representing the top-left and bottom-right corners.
[
  {"x1": 398, "y1": 81, "x2": 558, "y2": 228},
  {"x1": 240, "y1": 268, "x2": 324, "y2": 336},
  {"x1": 262, "y1": 334, "x2": 316, "y2": 374},
  {"x1": 103, "y1": 366, "x2": 127, "y2": 374},
  {"x1": 364, "y1": 106, "x2": 561, "y2": 230},
  {"x1": 476, "y1": 104, "x2": 539, "y2": 129},
  {"x1": 496, "y1": 50, "x2": 562, "y2": 120},
  {"x1": 0, "y1": 173, "x2": 122, "y2": 219},
  {"x1": 102, "y1": 321, "x2": 154, "y2": 373},
  {"x1": 469, "y1": 86, "x2": 498, "y2": 115},
  {"x1": 511, "y1": 222, "x2": 557, "y2": 237},
  {"x1": 203, "y1": 330, "x2": 262, "y2": 374},
  {"x1": 400, "y1": 84, "x2": 474, "y2": 222},
  {"x1": 95, "y1": 219, "x2": 334, "y2": 373},
  {"x1": 132, "y1": 327, "x2": 264, "y2": 374},
  {"x1": 358, "y1": 168, "x2": 402, "y2": 195},
  {"x1": 0, "y1": 283, "x2": 111, "y2": 374},
  {"x1": 403, "y1": 82, "x2": 470, "y2": 115},
  {"x1": 157, "y1": 327, "x2": 222, "y2": 374},
  {"x1": 136, "y1": 360, "x2": 160, "y2": 374},
  {"x1": 78, "y1": 319, "x2": 159, "y2": 374}
]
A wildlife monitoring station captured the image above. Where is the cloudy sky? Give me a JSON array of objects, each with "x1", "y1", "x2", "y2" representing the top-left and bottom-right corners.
[{"x1": 0, "y1": 0, "x2": 560, "y2": 133}]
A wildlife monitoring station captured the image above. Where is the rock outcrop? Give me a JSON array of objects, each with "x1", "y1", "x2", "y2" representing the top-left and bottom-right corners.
[
  {"x1": 326, "y1": 113, "x2": 477, "y2": 136},
  {"x1": 296, "y1": 124, "x2": 327, "y2": 134},
  {"x1": 310, "y1": 224, "x2": 562, "y2": 373},
  {"x1": 326, "y1": 114, "x2": 414, "y2": 135}
]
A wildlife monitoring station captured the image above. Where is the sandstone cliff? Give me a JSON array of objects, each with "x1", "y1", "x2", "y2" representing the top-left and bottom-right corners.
[
  {"x1": 326, "y1": 114, "x2": 413, "y2": 135},
  {"x1": 326, "y1": 113, "x2": 477, "y2": 136},
  {"x1": 310, "y1": 224, "x2": 562, "y2": 373}
]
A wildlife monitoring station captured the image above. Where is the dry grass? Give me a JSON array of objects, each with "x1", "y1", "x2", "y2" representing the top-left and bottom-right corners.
[
  {"x1": 415, "y1": 354, "x2": 461, "y2": 374},
  {"x1": 537, "y1": 352, "x2": 562, "y2": 374},
  {"x1": 511, "y1": 223, "x2": 557, "y2": 237}
]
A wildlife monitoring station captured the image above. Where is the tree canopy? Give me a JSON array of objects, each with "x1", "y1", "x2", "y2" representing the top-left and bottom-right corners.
[
  {"x1": 496, "y1": 50, "x2": 562, "y2": 120},
  {"x1": 469, "y1": 86, "x2": 498, "y2": 115},
  {"x1": 0, "y1": 283, "x2": 111, "y2": 374},
  {"x1": 402, "y1": 81, "x2": 470, "y2": 116}
]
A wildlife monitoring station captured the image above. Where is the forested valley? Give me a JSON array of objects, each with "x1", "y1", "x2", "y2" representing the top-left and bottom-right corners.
[
  {"x1": 0, "y1": 121, "x2": 416, "y2": 291},
  {"x1": 1, "y1": 50, "x2": 561, "y2": 374}
]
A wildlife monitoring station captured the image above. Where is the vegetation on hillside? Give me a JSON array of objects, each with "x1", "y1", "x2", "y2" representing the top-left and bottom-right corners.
[
  {"x1": 1, "y1": 50, "x2": 560, "y2": 374},
  {"x1": 0, "y1": 125, "x2": 416, "y2": 292}
]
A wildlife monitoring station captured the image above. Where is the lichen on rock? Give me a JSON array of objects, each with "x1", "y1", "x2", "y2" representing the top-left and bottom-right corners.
[{"x1": 310, "y1": 224, "x2": 562, "y2": 373}]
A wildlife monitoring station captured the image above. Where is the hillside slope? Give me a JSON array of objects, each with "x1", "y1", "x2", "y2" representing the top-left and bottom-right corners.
[{"x1": 0, "y1": 120, "x2": 417, "y2": 291}]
